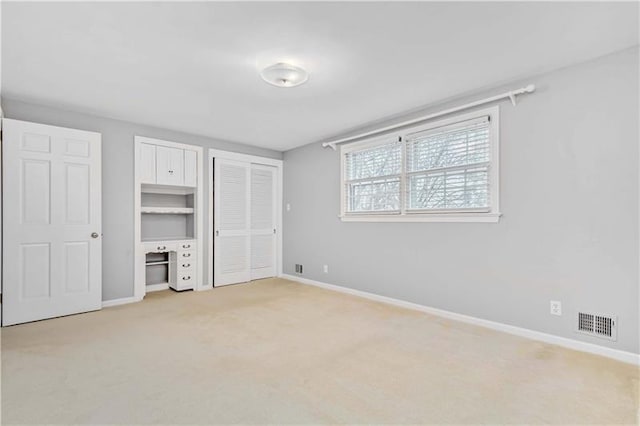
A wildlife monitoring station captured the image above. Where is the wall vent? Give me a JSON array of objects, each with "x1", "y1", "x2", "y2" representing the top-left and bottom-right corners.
[
  {"x1": 295, "y1": 264, "x2": 303, "y2": 274},
  {"x1": 577, "y1": 311, "x2": 617, "y2": 341}
]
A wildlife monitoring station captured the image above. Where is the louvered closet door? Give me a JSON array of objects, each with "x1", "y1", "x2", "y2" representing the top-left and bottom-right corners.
[
  {"x1": 214, "y1": 159, "x2": 251, "y2": 285},
  {"x1": 2, "y1": 119, "x2": 102, "y2": 325},
  {"x1": 250, "y1": 165, "x2": 277, "y2": 280}
]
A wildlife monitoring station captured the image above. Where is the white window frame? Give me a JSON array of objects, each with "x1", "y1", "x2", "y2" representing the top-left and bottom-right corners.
[{"x1": 340, "y1": 106, "x2": 501, "y2": 223}]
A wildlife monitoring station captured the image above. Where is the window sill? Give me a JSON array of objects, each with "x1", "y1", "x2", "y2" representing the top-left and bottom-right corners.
[{"x1": 339, "y1": 212, "x2": 502, "y2": 223}]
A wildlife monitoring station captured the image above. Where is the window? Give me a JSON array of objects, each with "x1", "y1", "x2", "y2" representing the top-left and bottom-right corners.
[
  {"x1": 340, "y1": 107, "x2": 500, "y2": 222},
  {"x1": 344, "y1": 139, "x2": 402, "y2": 213}
]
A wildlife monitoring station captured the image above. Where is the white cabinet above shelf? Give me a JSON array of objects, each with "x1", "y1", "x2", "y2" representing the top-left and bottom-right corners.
[
  {"x1": 141, "y1": 207, "x2": 194, "y2": 214},
  {"x1": 138, "y1": 142, "x2": 197, "y2": 187}
]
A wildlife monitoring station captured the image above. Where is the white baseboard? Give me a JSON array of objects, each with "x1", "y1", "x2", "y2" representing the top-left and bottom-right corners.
[
  {"x1": 102, "y1": 295, "x2": 141, "y2": 308},
  {"x1": 281, "y1": 274, "x2": 640, "y2": 366}
]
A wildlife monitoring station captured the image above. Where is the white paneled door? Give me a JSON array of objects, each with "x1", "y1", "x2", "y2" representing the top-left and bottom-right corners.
[
  {"x1": 214, "y1": 159, "x2": 251, "y2": 285},
  {"x1": 2, "y1": 119, "x2": 102, "y2": 326},
  {"x1": 250, "y1": 165, "x2": 277, "y2": 280}
]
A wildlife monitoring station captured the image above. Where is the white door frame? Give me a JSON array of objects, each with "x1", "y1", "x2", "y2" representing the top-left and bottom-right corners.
[{"x1": 208, "y1": 149, "x2": 283, "y2": 287}]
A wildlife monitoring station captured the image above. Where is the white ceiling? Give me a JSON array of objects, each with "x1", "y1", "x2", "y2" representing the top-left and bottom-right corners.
[{"x1": 3, "y1": 2, "x2": 638, "y2": 151}]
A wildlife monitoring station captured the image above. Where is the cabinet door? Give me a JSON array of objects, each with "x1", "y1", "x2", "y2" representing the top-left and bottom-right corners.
[
  {"x1": 184, "y1": 150, "x2": 197, "y2": 187},
  {"x1": 139, "y1": 143, "x2": 156, "y2": 184},
  {"x1": 156, "y1": 146, "x2": 184, "y2": 186}
]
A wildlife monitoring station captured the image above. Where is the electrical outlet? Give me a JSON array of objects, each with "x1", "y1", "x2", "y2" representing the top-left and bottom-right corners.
[
  {"x1": 323, "y1": 264, "x2": 329, "y2": 274},
  {"x1": 295, "y1": 264, "x2": 303, "y2": 274},
  {"x1": 286, "y1": 203, "x2": 291, "y2": 212},
  {"x1": 550, "y1": 301, "x2": 562, "y2": 316}
]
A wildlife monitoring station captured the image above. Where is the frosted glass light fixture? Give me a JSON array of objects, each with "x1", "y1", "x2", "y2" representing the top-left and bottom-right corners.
[{"x1": 260, "y1": 63, "x2": 309, "y2": 88}]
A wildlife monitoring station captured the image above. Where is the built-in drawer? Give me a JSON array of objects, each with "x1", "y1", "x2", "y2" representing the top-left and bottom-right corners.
[
  {"x1": 143, "y1": 240, "x2": 195, "y2": 254},
  {"x1": 177, "y1": 261, "x2": 195, "y2": 281},
  {"x1": 177, "y1": 259, "x2": 195, "y2": 271},
  {"x1": 144, "y1": 242, "x2": 178, "y2": 253},
  {"x1": 176, "y1": 270, "x2": 195, "y2": 289},
  {"x1": 177, "y1": 250, "x2": 195, "y2": 260},
  {"x1": 178, "y1": 241, "x2": 194, "y2": 250}
]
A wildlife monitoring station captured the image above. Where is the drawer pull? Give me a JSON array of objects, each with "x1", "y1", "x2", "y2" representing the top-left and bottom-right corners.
[
  {"x1": 182, "y1": 253, "x2": 191, "y2": 258},
  {"x1": 182, "y1": 263, "x2": 191, "y2": 268},
  {"x1": 182, "y1": 244, "x2": 191, "y2": 249},
  {"x1": 182, "y1": 276, "x2": 191, "y2": 281}
]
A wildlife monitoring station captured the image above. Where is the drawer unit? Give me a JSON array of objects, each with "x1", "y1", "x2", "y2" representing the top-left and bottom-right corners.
[
  {"x1": 168, "y1": 243, "x2": 197, "y2": 291},
  {"x1": 142, "y1": 239, "x2": 197, "y2": 292},
  {"x1": 144, "y1": 241, "x2": 178, "y2": 253}
]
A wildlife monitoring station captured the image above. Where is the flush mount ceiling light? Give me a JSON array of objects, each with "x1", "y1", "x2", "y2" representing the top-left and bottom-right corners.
[{"x1": 260, "y1": 63, "x2": 309, "y2": 88}]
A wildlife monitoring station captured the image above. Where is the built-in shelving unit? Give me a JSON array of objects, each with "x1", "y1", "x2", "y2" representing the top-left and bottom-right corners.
[{"x1": 134, "y1": 136, "x2": 205, "y2": 299}]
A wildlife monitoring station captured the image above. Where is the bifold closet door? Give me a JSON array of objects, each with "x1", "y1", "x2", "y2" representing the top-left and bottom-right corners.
[
  {"x1": 2, "y1": 119, "x2": 102, "y2": 326},
  {"x1": 214, "y1": 159, "x2": 251, "y2": 285},
  {"x1": 250, "y1": 165, "x2": 277, "y2": 280}
]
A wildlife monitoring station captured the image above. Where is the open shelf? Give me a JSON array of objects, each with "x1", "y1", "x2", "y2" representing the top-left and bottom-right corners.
[
  {"x1": 142, "y1": 236, "x2": 195, "y2": 243},
  {"x1": 141, "y1": 207, "x2": 194, "y2": 214},
  {"x1": 146, "y1": 260, "x2": 169, "y2": 266},
  {"x1": 141, "y1": 184, "x2": 195, "y2": 195}
]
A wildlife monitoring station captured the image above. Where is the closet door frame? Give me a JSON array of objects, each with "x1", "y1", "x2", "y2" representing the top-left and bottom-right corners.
[{"x1": 208, "y1": 149, "x2": 283, "y2": 287}]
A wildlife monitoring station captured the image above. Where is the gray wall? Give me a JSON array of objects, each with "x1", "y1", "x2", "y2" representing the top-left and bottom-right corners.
[
  {"x1": 283, "y1": 47, "x2": 639, "y2": 354},
  {"x1": 1, "y1": 98, "x2": 282, "y2": 301}
]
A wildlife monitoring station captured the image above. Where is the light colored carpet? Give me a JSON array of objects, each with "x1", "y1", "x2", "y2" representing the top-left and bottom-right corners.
[{"x1": 2, "y1": 278, "x2": 638, "y2": 425}]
